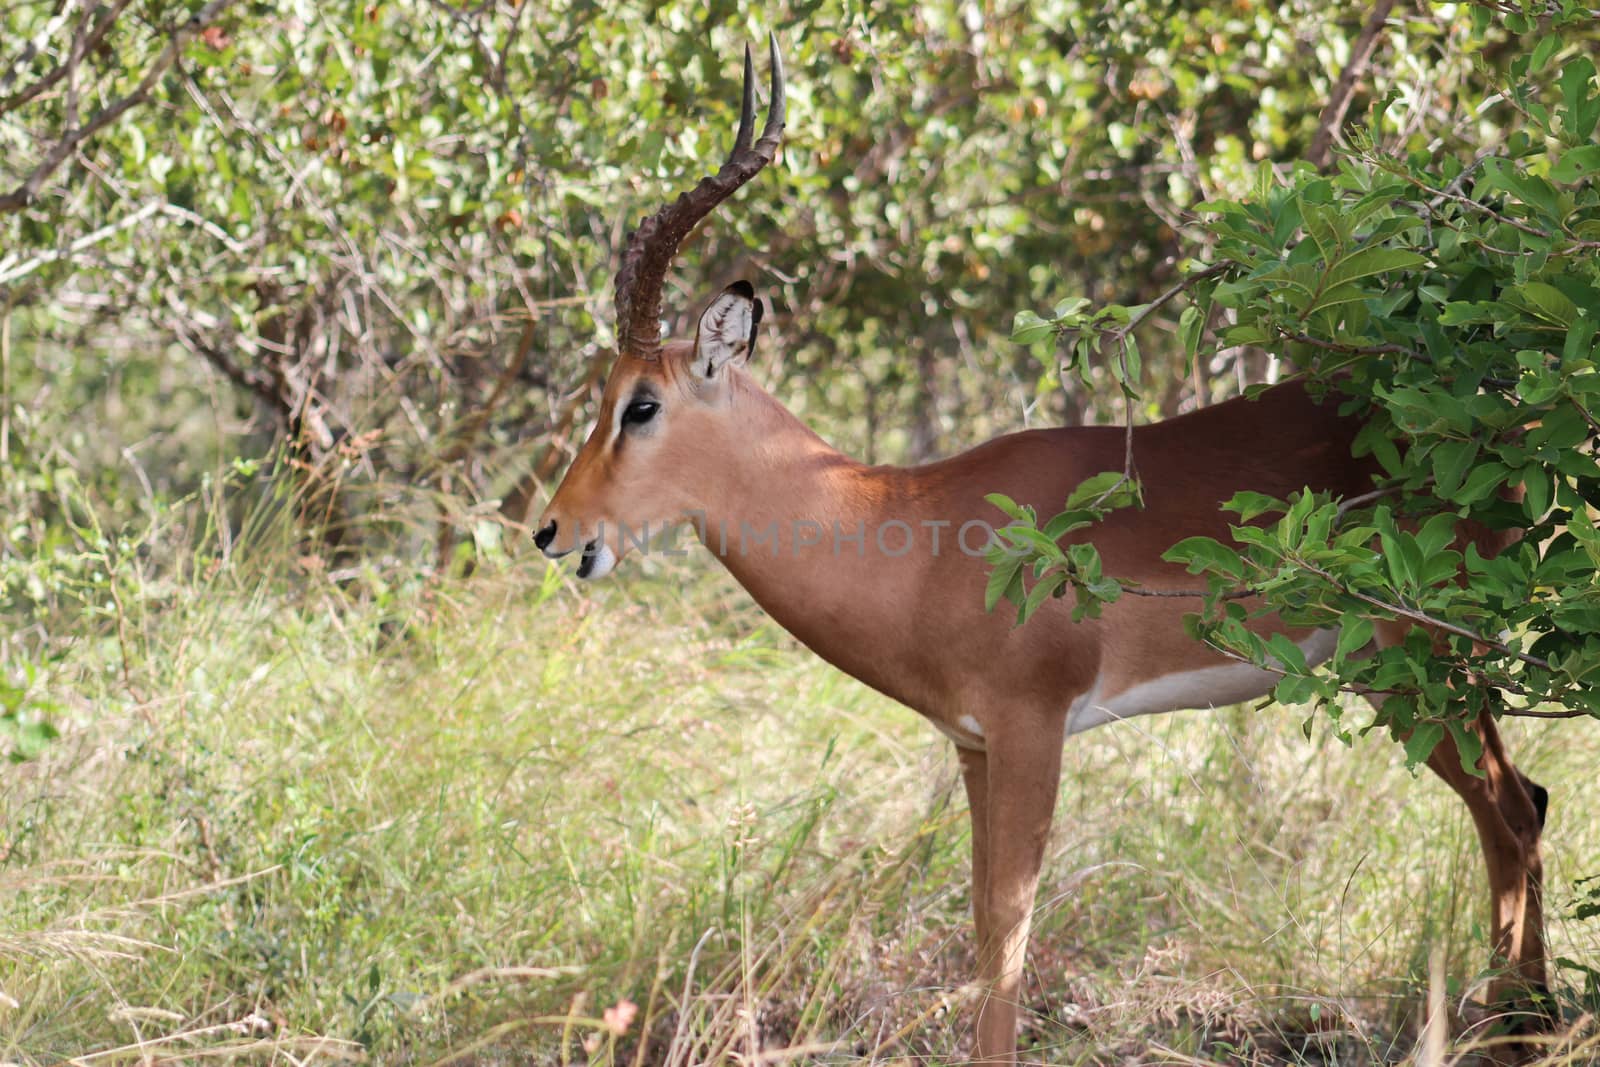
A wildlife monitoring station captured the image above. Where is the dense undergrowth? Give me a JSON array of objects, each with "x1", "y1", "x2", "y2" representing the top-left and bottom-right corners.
[{"x1": 2, "y1": 529, "x2": 1598, "y2": 1065}]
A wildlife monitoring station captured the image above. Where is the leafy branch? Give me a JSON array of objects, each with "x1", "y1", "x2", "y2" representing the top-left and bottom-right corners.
[
  {"x1": 993, "y1": 41, "x2": 1600, "y2": 750},
  {"x1": 0, "y1": 0, "x2": 240, "y2": 215}
]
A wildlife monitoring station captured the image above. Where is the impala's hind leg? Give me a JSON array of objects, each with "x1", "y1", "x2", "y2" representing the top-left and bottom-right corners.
[
  {"x1": 1371, "y1": 614, "x2": 1550, "y2": 1023},
  {"x1": 1425, "y1": 712, "x2": 1550, "y2": 1019}
]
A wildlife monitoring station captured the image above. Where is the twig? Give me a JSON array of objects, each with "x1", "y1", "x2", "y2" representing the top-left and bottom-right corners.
[
  {"x1": 1099, "y1": 261, "x2": 1234, "y2": 484},
  {"x1": 1570, "y1": 395, "x2": 1600, "y2": 437},
  {"x1": 0, "y1": 0, "x2": 134, "y2": 115},
  {"x1": 436, "y1": 318, "x2": 537, "y2": 468},
  {"x1": 499, "y1": 344, "x2": 612, "y2": 525},
  {"x1": 1113, "y1": 262, "x2": 1233, "y2": 341},
  {"x1": 0, "y1": 0, "x2": 241, "y2": 214},
  {"x1": 1293, "y1": 558, "x2": 1554, "y2": 672},
  {"x1": 1116, "y1": 581, "x2": 1256, "y2": 600},
  {"x1": 1334, "y1": 483, "x2": 1406, "y2": 520},
  {"x1": 1497, "y1": 706, "x2": 1591, "y2": 720},
  {"x1": 1198, "y1": 623, "x2": 1587, "y2": 721},
  {"x1": 0, "y1": 200, "x2": 159, "y2": 286},
  {"x1": 1307, "y1": 0, "x2": 1398, "y2": 169},
  {"x1": 0, "y1": 311, "x2": 10, "y2": 467},
  {"x1": 1278, "y1": 331, "x2": 1422, "y2": 360},
  {"x1": 432, "y1": 318, "x2": 539, "y2": 569}
]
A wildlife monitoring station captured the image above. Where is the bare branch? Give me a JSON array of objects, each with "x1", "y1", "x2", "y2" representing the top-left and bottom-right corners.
[
  {"x1": 1334, "y1": 483, "x2": 1408, "y2": 521},
  {"x1": 1098, "y1": 261, "x2": 1234, "y2": 484},
  {"x1": 1116, "y1": 582, "x2": 1256, "y2": 600},
  {"x1": 436, "y1": 317, "x2": 538, "y2": 469},
  {"x1": 0, "y1": 199, "x2": 159, "y2": 287},
  {"x1": 1307, "y1": 0, "x2": 1398, "y2": 170}
]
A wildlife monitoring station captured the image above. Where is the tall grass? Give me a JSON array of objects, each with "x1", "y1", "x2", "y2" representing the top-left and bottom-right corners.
[{"x1": 2, "y1": 531, "x2": 1598, "y2": 1065}]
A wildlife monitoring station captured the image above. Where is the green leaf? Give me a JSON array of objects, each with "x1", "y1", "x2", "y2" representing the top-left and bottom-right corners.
[
  {"x1": 1011, "y1": 310, "x2": 1055, "y2": 345},
  {"x1": 1430, "y1": 439, "x2": 1478, "y2": 496},
  {"x1": 1301, "y1": 200, "x2": 1343, "y2": 261},
  {"x1": 985, "y1": 493, "x2": 1032, "y2": 524},
  {"x1": 1072, "y1": 473, "x2": 1140, "y2": 512},
  {"x1": 1307, "y1": 283, "x2": 1370, "y2": 317},
  {"x1": 1452, "y1": 462, "x2": 1511, "y2": 505},
  {"x1": 1266, "y1": 632, "x2": 1310, "y2": 674},
  {"x1": 1478, "y1": 159, "x2": 1563, "y2": 222},
  {"x1": 1162, "y1": 536, "x2": 1246, "y2": 579},
  {"x1": 1439, "y1": 301, "x2": 1506, "y2": 327},
  {"x1": 1551, "y1": 144, "x2": 1600, "y2": 184},
  {"x1": 1324, "y1": 248, "x2": 1427, "y2": 289},
  {"x1": 1020, "y1": 571, "x2": 1066, "y2": 624},
  {"x1": 1529, "y1": 35, "x2": 1559, "y2": 74},
  {"x1": 1446, "y1": 718, "x2": 1486, "y2": 778},
  {"x1": 1042, "y1": 511, "x2": 1094, "y2": 541},
  {"x1": 1274, "y1": 673, "x2": 1321, "y2": 706},
  {"x1": 1120, "y1": 334, "x2": 1142, "y2": 386},
  {"x1": 1511, "y1": 282, "x2": 1578, "y2": 328},
  {"x1": 1178, "y1": 304, "x2": 1205, "y2": 364},
  {"x1": 1001, "y1": 524, "x2": 1067, "y2": 559},
  {"x1": 985, "y1": 554, "x2": 1025, "y2": 613},
  {"x1": 1403, "y1": 722, "x2": 1444, "y2": 771},
  {"x1": 1336, "y1": 617, "x2": 1374, "y2": 661},
  {"x1": 1522, "y1": 465, "x2": 1554, "y2": 521},
  {"x1": 1560, "y1": 56, "x2": 1599, "y2": 141},
  {"x1": 1563, "y1": 315, "x2": 1598, "y2": 366},
  {"x1": 1222, "y1": 324, "x2": 1270, "y2": 346},
  {"x1": 1224, "y1": 490, "x2": 1286, "y2": 522}
]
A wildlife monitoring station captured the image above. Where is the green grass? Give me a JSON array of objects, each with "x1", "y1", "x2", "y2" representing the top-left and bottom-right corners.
[{"x1": 3, "y1": 549, "x2": 1599, "y2": 1065}]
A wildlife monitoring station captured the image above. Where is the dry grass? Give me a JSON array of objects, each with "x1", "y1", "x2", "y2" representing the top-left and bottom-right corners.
[{"x1": 2, "y1": 548, "x2": 1598, "y2": 1065}]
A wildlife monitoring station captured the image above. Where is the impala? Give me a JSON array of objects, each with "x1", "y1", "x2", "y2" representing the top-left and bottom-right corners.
[{"x1": 535, "y1": 38, "x2": 1550, "y2": 1063}]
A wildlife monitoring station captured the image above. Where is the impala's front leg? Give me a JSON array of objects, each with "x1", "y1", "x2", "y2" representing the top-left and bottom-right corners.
[
  {"x1": 958, "y1": 747, "x2": 992, "y2": 968},
  {"x1": 973, "y1": 710, "x2": 1065, "y2": 1064}
]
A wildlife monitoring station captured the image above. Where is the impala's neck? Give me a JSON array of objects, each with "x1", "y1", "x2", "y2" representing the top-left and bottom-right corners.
[
  {"x1": 692, "y1": 370, "x2": 888, "y2": 567},
  {"x1": 688, "y1": 372, "x2": 942, "y2": 705}
]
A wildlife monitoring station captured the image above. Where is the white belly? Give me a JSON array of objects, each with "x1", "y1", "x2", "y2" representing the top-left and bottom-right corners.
[{"x1": 1065, "y1": 629, "x2": 1338, "y2": 735}]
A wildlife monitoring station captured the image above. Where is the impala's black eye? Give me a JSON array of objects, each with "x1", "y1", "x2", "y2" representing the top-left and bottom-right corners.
[{"x1": 621, "y1": 399, "x2": 660, "y2": 428}]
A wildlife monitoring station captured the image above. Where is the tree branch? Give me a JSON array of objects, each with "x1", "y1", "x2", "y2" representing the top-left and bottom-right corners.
[
  {"x1": 0, "y1": 199, "x2": 159, "y2": 287},
  {"x1": 1307, "y1": 0, "x2": 1397, "y2": 170},
  {"x1": 435, "y1": 317, "x2": 537, "y2": 469},
  {"x1": 0, "y1": 1, "x2": 129, "y2": 113},
  {"x1": 1113, "y1": 261, "x2": 1234, "y2": 341},
  {"x1": 0, "y1": 0, "x2": 238, "y2": 215},
  {"x1": 1278, "y1": 330, "x2": 1422, "y2": 360},
  {"x1": 1293, "y1": 558, "x2": 1554, "y2": 672}
]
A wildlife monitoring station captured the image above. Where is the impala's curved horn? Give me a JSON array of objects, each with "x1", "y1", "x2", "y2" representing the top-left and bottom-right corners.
[{"x1": 613, "y1": 34, "x2": 786, "y2": 361}]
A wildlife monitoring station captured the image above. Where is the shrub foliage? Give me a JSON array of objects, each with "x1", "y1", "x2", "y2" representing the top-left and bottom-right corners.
[{"x1": 999, "y1": 10, "x2": 1600, "y2": 769}]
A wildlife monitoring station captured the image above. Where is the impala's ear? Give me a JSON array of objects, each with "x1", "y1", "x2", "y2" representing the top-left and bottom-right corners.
[{"x1": 691, "y1": 281, "x2": 762, "y2": 380}]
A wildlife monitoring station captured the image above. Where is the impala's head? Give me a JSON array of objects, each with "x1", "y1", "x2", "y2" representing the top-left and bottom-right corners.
[{"x1": 535, "y1": 37, "x2": 784, "y2": 580}]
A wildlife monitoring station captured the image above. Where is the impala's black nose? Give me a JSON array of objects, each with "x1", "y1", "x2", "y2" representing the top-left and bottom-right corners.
[{"x1": 534, "y1": 520, "x2": 557, "y2": 552}]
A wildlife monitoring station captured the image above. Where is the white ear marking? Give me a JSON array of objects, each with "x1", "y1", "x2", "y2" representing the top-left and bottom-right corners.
[{"x1": 693, "y1": 285, "x2": 756, "y2": 380}]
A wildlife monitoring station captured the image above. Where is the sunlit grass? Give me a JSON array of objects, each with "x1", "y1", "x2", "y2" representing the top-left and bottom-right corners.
[{"x1": 2, "y1": 547, "x2": 1597, "y2": 1065}]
